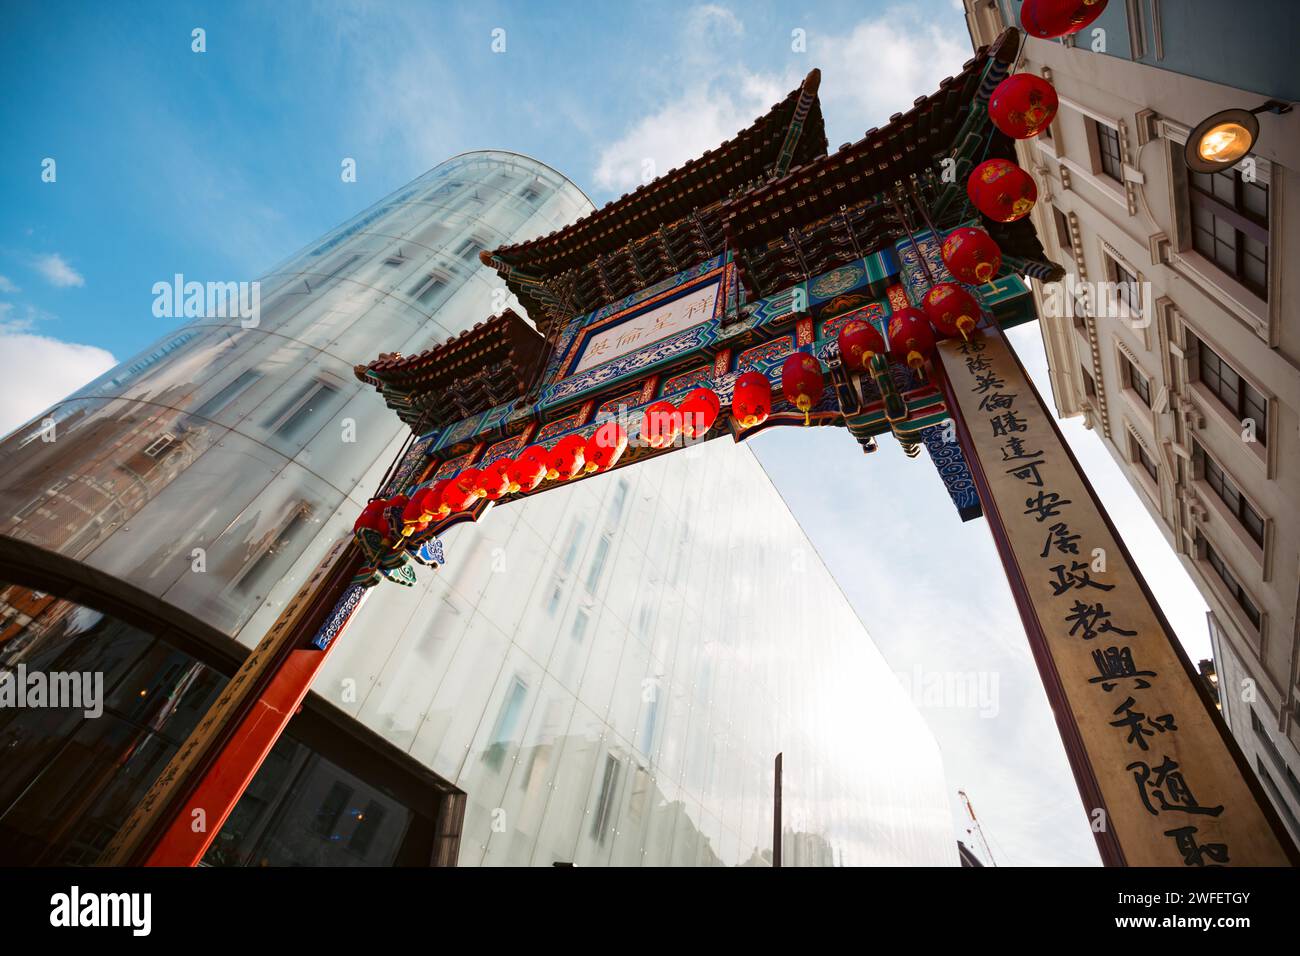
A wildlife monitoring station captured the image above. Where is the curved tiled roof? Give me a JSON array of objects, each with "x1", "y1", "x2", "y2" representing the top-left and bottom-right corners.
[{"x1": 485, "y1": 70, "x2": 827, "y2": 278}]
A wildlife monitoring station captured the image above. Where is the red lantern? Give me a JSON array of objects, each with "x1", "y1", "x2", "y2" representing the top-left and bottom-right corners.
[
  {"x1": 354, "y1": 498, "x2": 389, "y2": 536},
  {"x1": 837, "y1": 319, "x2": 886, "y2": 372},
  {"x1": 678, "y1": 388, "x2": 721, "y2": 439},
  {"x1": 989, "y1": 74, "x2": 1059, "y2": 139},
  {"x1": 507, "y1": 447, "x2": 547, "y2": 493},
  {"x1": 584, "y1": 421, "x2": 628, "y2": 473},
  {"x1": 922, "y1": 283, "x2": 981, "y2": 339},
  {"x1": 888, "y1": 307, "x2": 937, "y2": 371},
  {"x1": 546, "y1": 434, "x2": 587, "y2": 481},
  {"x1": 400, "y1": 491, "x2": 426, "y2": 529},
  {"x1": 641, "y1": 400, "x2": 682, "y2": 448},
  {"x1": 402, "y1": 485, "x2": 439, "y2": 529},
  {"x1": 422, "y1": 479, "x2": 453, "y2": 518},
  {"x1": 941, "y1": 227, "x2": 1002, "y2": 285},
  {"x1": 967, "y1": 159, "x2": 1037, "y2": 223},
  {"x1": 1021, "y1": 0, "x2": 1108, "y2": 39},
  {"x1": 440, "y1": 469, "x2": 481, "y2": 513},
  {"x1": 732, "y1": 371, "x2": 772, "y2": 428},
  {"x1": 781, "y1": 353, "x2": 825, "y2": 426},
  {"x1": 478, "y1": 458, "x2": 513, "y2": 500}
]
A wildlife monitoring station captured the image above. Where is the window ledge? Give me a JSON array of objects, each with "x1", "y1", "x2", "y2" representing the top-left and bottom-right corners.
[
  {"x1": 1056, "y1": 155, "x2": 1128, "y2": 211},
  {"x1": 1192, "y1": 550, "x2": 1266, "y2": 647},
  {"x1": 1169, "y1": 248, "x2": 1269, "y2": 341},
  {"x1": 1191, "y1": 478, "x2": 1267, "y2": 571},
  {"x1": 1119, "y1": 387, "x2": 1156, "y2": 436},
  {"x1": 1185, "y1": 383, "x2": 1269, "y2": 476}
]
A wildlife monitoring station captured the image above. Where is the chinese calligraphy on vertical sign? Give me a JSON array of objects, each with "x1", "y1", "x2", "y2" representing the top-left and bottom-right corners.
[
  {"x1": 938, "y1": 329, "x2": 1291, "y2": 866},
  {"x1": 573, "y1": 280, "x2": 721, "y2": 374}
]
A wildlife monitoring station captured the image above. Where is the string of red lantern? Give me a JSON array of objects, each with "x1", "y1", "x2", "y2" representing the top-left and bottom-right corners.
[
  {"x1": 584, "y1": 420, "x2": 628, "y2": 472},
  {"x1": 989, "y1": 73, "x2": 1059, "y2": 139},
  {"x1": 679, "y1": 387, "x2": 721, "y2": 438},
  {"x1": 477, "y1": 458, "x2": 512, "y2": 500},
  {"x1": 968, "y1": 158, "x2": 1037, "y2": 223},
  {"x1": 508, "y1": 445, "x2": 548, "y2": 492},
  {"x1": 780, "y1": 352, "x2": 825, "y2": 426},
  {"x1": 922, "y1": 283, "x2": 981, "y2": 340},
  {"x1": 546, "y1": 433, "x2": 587, "y2": 481},
  {"x1": 642, "y1": 400, "x2": 681, "y2": 448},
  {"x1": 887, "y1": 307, "x2": 937, "y2": 373},
  {"x1": 440, "y1": 469, "x2": 480, "y2": 514},
  {"x1": 941, "y1": 226, "x2": 1002, "y2": 285},
  {"x1": 1020, "y1": 0, "x2": 1109, "y2": 40},
  {"x1": 732, "y1": 371, "x2": 772, "y2": 428},
  {"x1": 836, "y1": 318, "x2": 886, "y2": 373}
]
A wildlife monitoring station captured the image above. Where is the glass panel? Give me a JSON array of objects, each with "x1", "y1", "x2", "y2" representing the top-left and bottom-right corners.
[
  {"x1": 0, "y1": 585, "x2": 231, "y2": 864},
  {"x1": 205, "y1": 741, "x2": 413, "y2": 867}
]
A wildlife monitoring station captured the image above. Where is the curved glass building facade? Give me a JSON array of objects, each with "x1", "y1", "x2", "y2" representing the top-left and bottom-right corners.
[
  {"x1": 0, "y1": 151, "x2": 954, "y2": 866},
  {"x1": 0, "y1": 151, "x2": 591, "y2": 644}
]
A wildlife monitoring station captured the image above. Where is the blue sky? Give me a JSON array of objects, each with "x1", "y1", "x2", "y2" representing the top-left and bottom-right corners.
[{"x1": 1, "y1": 0, "x2": 1215, "y2": 865}]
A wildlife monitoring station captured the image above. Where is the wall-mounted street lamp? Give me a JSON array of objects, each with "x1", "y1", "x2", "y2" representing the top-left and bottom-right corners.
[{"x1": 1184, "y1": 100, "x2": 1293, "y2": 173}]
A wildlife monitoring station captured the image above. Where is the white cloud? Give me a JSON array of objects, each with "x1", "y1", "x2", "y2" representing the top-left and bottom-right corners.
[
  {"x1": 592, "y1": 6, "x2": 785, "y2": 194},
  {"x1": 0, "y1": 331, "x2": 115, "y2": 438},
  {"x1": 811, "y1": 17, "x2": 973, "y2": 144},
  {"x1": 593, "y1": 71, "x2": 788, "y2": 194},
  {"x1": 0, "y1": 275, "x2": 19, "y2": 293},
  {"x1": 592, "y1": 7, "x2": 972, "y2": 196},
  {"x1": 34, "y1": 253, "x2": 85, "y2": 288}
]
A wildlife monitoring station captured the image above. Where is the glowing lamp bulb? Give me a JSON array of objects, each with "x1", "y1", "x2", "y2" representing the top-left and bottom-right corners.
[{"x1": 1197, "y1": 122, "x2": 1253, "y2": 164}]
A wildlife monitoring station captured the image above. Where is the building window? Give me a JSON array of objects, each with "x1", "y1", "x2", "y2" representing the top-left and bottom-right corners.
[
  {"x1": 409, "y1": 271, "x2": 448, "y2": 306},
  {"x1": 321, "y1": 252, "x2": 361, "y2": 281},
  {"x1": 455, "y1": 237, "x2": 484, "y2": 262},
  {"x1": 585, "y1": 535, "x2": 612, "y2": 592},
  {"x1": 483, "y1": 676, "x2": 528, "y2": 771},
  {"x1": 1053, "y1": 206, "x2": 1072, "y2": 252},
  {"x1": 571, "y1": 603, "x2": 591, "y2": 642},
  {"x1": 192, "y1": 369, "x2": 260, "y2": 421},
  {"x1": 1195, "y1": 338, "x2": 1268, "y2": 446},
  {"x1": 1255, "y1": 759, "x2": 1300, "y2": 839},
  {"x1": 560, "y1": 518, "x2": 586, "y2": 573},
  {"x1": 1193, "y1": 440, "x2": 1265, "y2": 547},
  {"x1": 232, "y1": 502, "x2": 315, "y2": 597},
  {"x1": 1131, "y1": 436, "x2": 1157, "y2": 483},
  {"x1": 1095, "y1": 121, "x2": 1123, "y2": 181},
  {"x1": 590, "y1": 753, "x2": 622, "y2": 843},
  {"x1": 1196, "y1": 530, "x2": 1261, "y2": 629},
  {"x1": 1081, "y1": 365, "x2": 1097, "y2": 399},
  {"x1": 264, "y1": 379, "x2": 341, "y2": 442},
  {"x1": 1123, "y1": 355, "x2": 1151, "y2": 407},
  {"x1": 608, "y1": 479, "x2": 630, "y2": 524},
  {"x1": 1189, "y1": 164, "x2": 1269, "y2": 299},
  {"x1": 545, "y1": 578, "x2": 564, "y2": 617},
  {"x1": 1251, "y1": 710, "x2": 1300, "y2": 806},
  {"x1": 142, "y1": 435, "x2": 175, "y2": 459},
  {"x1": 1109, "y1": 258, "x2": 1141, "y2": 321}
]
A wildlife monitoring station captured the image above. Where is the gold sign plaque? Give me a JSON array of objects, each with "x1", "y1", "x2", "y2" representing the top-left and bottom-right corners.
[{"x1": 940, "y1": 329, "x2": 1293, "y2": 866}]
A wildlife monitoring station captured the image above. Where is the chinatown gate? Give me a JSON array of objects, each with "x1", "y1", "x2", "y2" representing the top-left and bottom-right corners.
[{"x1": 103, "y1": 27, "x2": 1298, "y2": 868}]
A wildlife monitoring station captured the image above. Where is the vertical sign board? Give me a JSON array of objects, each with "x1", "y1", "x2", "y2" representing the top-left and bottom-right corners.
[{"x1": 939, "y1": 328, "x2": 1295, "y2": 866}]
